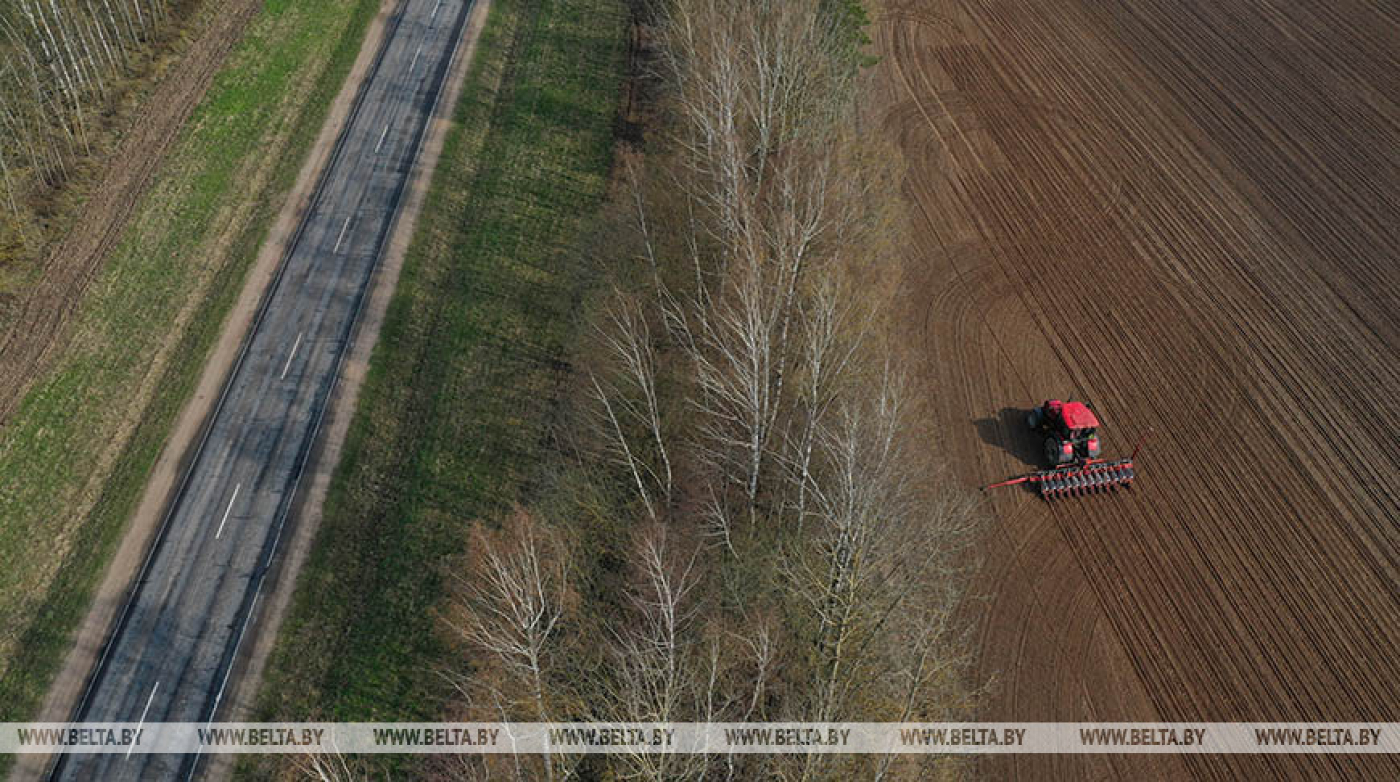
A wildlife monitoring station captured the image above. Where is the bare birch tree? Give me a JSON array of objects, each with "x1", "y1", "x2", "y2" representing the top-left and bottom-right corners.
[
  {"x1": 783, "y1": 273, "x2": 869, "y2": 530},
  {"x1": 446, "y1": 509, "x2": 574, "y2": 782},
  {"x1": 1, "y1": 0, "x2": 177, "y2": 215},
  {"x1": 588, "y1": 285, "x2": 673, "y2": 519},
  {"x1": 293, "y1": 749, "x2": 369, "y2": 782},
  {"x1": 601, "y1": 524, "x2": 710, "y2": 781}
]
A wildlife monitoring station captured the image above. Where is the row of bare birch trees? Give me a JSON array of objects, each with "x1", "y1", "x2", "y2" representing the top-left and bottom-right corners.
[
  {"x1": 0, "y1": 0, "x2": 177, "y2": 218},
  {"x1": 435, "y1": 1, "x2": 984, "y2": 780}
]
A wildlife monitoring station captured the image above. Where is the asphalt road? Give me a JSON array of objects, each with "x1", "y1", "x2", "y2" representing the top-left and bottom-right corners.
[{"x1": 52, "y1": 1, "x2": 475, "y2": 778}]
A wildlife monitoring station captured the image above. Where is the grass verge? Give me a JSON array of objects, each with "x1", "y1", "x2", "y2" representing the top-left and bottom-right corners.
[
  {"x1": 0, "y1": 0, "x2": 383, "y2": 742},
  {"x1": 247, "y1": 0, "x2": 626, "y2": 775}
]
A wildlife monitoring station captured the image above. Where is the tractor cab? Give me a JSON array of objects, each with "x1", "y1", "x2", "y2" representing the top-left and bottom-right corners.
[{"x1": 1028, "y1": 400, "x2": 1103, "y2": 465}]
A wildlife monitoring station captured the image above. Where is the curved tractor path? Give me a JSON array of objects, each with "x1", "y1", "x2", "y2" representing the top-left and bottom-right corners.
[{"x1": 875, "y1": 0, "x2": 1400, "y2": 779}]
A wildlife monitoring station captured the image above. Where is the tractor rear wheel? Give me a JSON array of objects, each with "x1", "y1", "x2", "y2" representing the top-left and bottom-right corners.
[{"x1": 1045, "y1": 436, "x2": 1069, "y2": 465}]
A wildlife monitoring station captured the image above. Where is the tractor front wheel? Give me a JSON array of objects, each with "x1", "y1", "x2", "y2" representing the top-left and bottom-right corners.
[{"x1": 1027, "y1": 407, "x2": 1044, "y2": 429}]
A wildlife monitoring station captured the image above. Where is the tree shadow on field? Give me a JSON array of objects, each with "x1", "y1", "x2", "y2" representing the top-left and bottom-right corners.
[{"x1": 973, "y1": 407, "x2": 1044, "y2": 469}]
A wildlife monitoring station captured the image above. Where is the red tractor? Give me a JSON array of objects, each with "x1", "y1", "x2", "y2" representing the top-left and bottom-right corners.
[
  {"x1": 985, "y1": 399, "x2": 1146, "y2": 500},
  {"x1": 1027, "y1": 399, "x2": 1101, "y2": 466}
]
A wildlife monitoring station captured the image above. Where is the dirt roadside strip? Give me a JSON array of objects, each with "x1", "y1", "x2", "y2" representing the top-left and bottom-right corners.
[
  {"x1": 0, "y1": 0, "x2": 261, "y2": 422},
  {"x1": 200, "y1": 3, "x2": 493, "y2": 777},
  {"x1": 6, "y1": 1, "x2": 416, "y2": 779}
]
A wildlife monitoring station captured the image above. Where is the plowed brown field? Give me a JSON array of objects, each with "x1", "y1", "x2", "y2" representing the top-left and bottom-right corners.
[{"x1": 873, "y1": 0, "x2": 1400, "y2": 779}]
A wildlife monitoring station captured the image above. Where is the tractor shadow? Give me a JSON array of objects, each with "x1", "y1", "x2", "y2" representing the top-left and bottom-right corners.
[{"x1": 973, "y1": 407, "x2": 1045, "y2": 469}]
